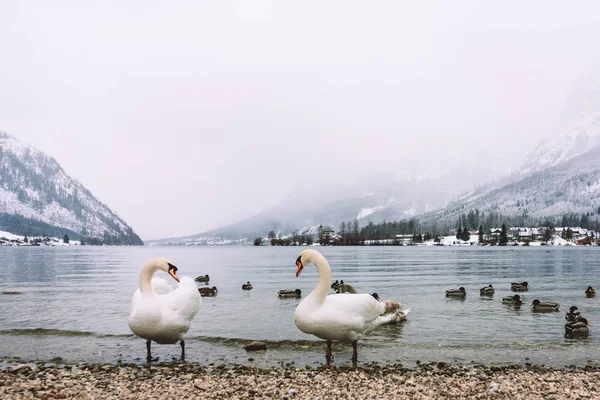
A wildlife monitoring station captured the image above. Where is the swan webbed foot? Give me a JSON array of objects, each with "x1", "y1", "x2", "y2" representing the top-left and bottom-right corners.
[
  {"x1": 325, "y1": 340, "x2": 333, "y2": 366},
  {"x1": 351, "y1": 341, "x2": 358, "y2": 368},
  {"x1": 180, "y1": 340, "x2": 185, "y2": 362}
]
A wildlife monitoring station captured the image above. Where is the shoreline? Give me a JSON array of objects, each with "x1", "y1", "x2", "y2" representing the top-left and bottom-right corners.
[{"x1": 2, "y1": 359, "x2": 600, "y2": 399}]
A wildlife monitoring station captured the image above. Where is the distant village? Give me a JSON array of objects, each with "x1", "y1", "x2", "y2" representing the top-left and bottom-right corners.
[
  {"x1": 0, "y1": 231, "x2": 81, "y2": 246},
  {"x1": 395, "y1": 226, "x2": 599, "y2": 247},
  {"x1": 259, "y1": 225, "x2": 600, "y2": 247}
]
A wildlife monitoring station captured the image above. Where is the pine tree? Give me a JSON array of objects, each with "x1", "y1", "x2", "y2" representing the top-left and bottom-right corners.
[
  {"x1": 462, "y1": 228, "x2": 470, "y2": 242},
  {"x1": 456, "y1": 227, "x2": 463, "y2": 241},
  {"x1": 500, "y1": 223, "x2": 508, "y2": 245},
  {"x1": 566, "y1": 228, "x2": 573, "y2": 240},
  {"x1": 478, "y1": 225, "x2": 484, "y2": 243},
  {"x1": 543, "y1": 228, "x2": 552, "y2": 242}
]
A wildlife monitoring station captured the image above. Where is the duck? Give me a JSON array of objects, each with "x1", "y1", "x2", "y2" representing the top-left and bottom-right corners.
[
  {"x1": 445, "y1": 287, "x2": 466, "y2": 297},
  {"x1": 370, "y1": 293, "x2": 405, "y2": 315},
  {"x1": 278, "y1": 289, "x2": 302, "y2": 298},
  {"x1": 195, "y1": 274, "x2": 210, "y2": 283},
  {"x1": 293, "y1": 249, "x2": 406, "y2": 367},
  {"x1": 242, "y1": 281, "x2": 253, "y2": 290},
  {"x1": 128, "y1": 258, "x2": 201, "y2": 362},
  {"x1": 585, "y1": 286, "x2": 596, "y2": 297},
  {"x1": 502, "y1": 294, "x2": 524, "y2": 305},
  {"x1": 531, "y1": 299, "x2": 559, "y2": 312},
  {"x1": 565, "y1": 317, "x2": 591, "y2": 337},
  {"x1": 480, "y1": 284, "x2": 495, "y2": 296},
  {"x1": 565, "y1": 306, "x2": 581, "y2": 322},
  {"x1": 198, "y1": 286, "x2": 218, "y2": 297},
  {"x1": 511, "y1": 281, "x2": 529, "y2": 291},
  {"x1": 336, "y1": 282, "x2": 358, "y2": 294}
]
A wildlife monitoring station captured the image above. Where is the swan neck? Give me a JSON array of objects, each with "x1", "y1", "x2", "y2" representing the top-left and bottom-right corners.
[
  {"x1": 309, "y1": 251, "x2": 332, "y2": 302},
  {"x1": 139, "y1": 261, "x2": 158, "y2": 296}
]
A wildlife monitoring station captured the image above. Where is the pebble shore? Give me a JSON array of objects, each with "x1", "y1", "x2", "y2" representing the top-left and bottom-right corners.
[{"x1": 1, "y1": 359, "x2": 600, "y2": 399}]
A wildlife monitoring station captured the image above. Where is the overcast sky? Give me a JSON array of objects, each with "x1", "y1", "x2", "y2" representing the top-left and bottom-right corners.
[{"x1": 1, "y1": 1, "x2": 599, "y2": 240}]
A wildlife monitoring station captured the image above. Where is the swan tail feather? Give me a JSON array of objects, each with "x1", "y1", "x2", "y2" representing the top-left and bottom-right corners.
[{"x1": 375, "y1": 312, "x2": 399, "y2": 326}]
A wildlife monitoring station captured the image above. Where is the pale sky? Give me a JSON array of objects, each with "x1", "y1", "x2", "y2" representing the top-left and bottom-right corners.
[{"x1": 1, "y1": 1, "x2": 599, "y2": 240}]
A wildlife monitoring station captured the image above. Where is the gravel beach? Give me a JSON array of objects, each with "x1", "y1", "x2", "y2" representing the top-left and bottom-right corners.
[{"x1": 2, "y1": 359, "x2": 600, "y2": 399}]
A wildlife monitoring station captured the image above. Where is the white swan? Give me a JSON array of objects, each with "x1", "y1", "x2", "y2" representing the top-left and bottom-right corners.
[
  {"x1": 293, "y1": 249, "x2": 405, "y2": 366},
  {"x1": 128, "y1": 258, "x2": 201, "y2": 362}
]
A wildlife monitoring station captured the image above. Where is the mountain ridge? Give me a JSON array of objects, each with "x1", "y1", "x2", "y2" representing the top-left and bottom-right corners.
[{"x1": 0, "y1": 132, "x2": 143, "y2": 245}]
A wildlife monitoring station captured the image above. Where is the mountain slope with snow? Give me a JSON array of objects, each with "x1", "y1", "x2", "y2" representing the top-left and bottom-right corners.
[
  {"x1": 520, "y1": 64, "x2": 600, "y2": 175},
  {"x1": 149, "y1": 166, "x2": 506, "y2": 244},
  {"x1": 423, "y1": 144, "x2": 600, "y2": 224},
  {"x1": 0, "y1": 132, "x2": 143, "y2": 245}
]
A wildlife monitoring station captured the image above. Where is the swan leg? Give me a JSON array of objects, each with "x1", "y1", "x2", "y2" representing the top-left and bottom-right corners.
[
  {"x1": 180, "y1": 340, "x2": 185, "y2": 361},
  {"x1": 325, "y1": 340, "x2": 333, "y2": 365},
  {"x1": 351, "y1": 341, "x2": 358, "y2": 367},
  {"x1": 146, "y1": 340, "x2": 152, "y2": 363}
]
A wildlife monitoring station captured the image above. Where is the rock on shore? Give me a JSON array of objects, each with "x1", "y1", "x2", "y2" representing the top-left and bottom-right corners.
[{"x1": 1, "y1": 360, "x2": 600, "y2": 399}]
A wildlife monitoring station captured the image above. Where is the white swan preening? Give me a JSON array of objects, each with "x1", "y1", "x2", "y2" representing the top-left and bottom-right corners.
[
  {"x1": 293, "y1": 249, "x2": 406, "y2": 367},
  {"x1": 128, "y1": 258, "x2": 202, "y2": 362}
]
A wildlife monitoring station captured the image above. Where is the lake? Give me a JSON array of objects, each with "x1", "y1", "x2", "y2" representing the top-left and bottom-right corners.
[{"x1": 0, "y1": 245, "x2": 598, "y2": 368}]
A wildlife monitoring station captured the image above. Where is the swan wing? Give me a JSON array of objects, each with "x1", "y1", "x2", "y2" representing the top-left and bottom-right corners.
[
  {"x1": 151, "y1": 277, "x2": 174, "y2": 295},
  {"x1": 158, "y1": 276, "x2": 202, "y2": 320},
  {"x1": 321, "y1": 293, "x2": 386, "y2": 318},
  {"x1": 131, "y1": 277, "x2": 174, "y2": 311}
]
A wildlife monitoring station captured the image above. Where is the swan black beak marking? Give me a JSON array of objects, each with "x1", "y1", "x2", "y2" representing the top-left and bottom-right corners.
[
  {"x1": 295, "y1": 256, "x2": 303, "y2": 277},
  {"x1": 167, "y1": 263, "x2": 180, "y2": 282}
]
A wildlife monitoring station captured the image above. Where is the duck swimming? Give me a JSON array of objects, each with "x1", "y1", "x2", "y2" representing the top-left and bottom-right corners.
[
  {"x1": 585, "y1": 286, "x2": 596, "y2": 297},
  {"x1": 198, "y1": 286, "x2": 218, "y2": 297},
  {"x1": 502, "y1": 294, "x2": 523, "y2": 305},
  {"x1": 511, "y1": 282, "x2": 529, "y2": 291},
  {"x1": 128, "y1": 258, "x2": 202, "y2": 362},
  {"x1": 565, "y1": 317, "x2": 591, "y2": 337},
  {"x1": 446, "y1": 287, "x2": 466, "y2": 297},
  {"x1": 278, "y1": 289, "x2": 302, "y2": 298},
  {"x1": 195, "y1": 274, "x2": 210, "y2": 283},
  {"x1": 531, "y1": 299, "x2": 559, "y2": 312},
  {"x1": 242, "y1": 281, "x2": 253, "y2": 290},
  {"x1": 480, "y1": 284, "x2": 494, "y2": 296},
  {"x1": 565, "y1": 306, "x2": 581, "y2": 322},
  {"x1": 336, "y1": 282, "x2": 359, "y2": 294}
]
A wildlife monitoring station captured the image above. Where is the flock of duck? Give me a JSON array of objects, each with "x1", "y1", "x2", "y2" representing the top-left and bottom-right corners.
[
  {"x1": 445, "y1": 282, "x2": 595, "y2": 338},
  {"x1": 127, "y1": 249, "x2": 594, "y2": 367}
]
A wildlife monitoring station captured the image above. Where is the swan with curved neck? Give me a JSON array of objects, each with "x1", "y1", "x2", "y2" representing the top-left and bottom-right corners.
[
  {"x1": 129, "y1": 258, "x2": 201, "y2": 362},
  {"x1": 293, "y1": 249, "x2": 405, "y2": 367}
]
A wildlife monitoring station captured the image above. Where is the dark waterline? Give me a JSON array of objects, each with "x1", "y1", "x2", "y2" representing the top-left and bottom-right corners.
[{"x1": 0, "y1": 246, "x2": 599, "y2": 368}]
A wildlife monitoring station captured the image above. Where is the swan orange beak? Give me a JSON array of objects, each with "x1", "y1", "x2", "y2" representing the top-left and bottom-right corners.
[
  {"x1": 296, "y1": 261, "x2": 304, "y2": 277},
  {"x1": 168, "y1": 268, "x2": 180, "y2": 282}
]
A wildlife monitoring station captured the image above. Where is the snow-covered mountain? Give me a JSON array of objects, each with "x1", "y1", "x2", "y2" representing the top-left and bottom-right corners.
[
  {"x1": 520, "y1": 64, "x2": 600, "y2": 175},
  {"x1": 423, "y1": 144, "x2": 600, "y2": 224},
  {"x1": 149, "y1": 167, "x2": 505, "y2": 244},
  {"x1": 0, "y1": 132, "x2": 143, "y2": 245}
]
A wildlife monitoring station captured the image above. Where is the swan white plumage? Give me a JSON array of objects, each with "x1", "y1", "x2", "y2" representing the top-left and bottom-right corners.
[
  {"x1": 128, "y1": 258, "x2": 201, "y2": 362},
  {"x1": 293, "y1": 249, "x2": 405, "y2": 366}
]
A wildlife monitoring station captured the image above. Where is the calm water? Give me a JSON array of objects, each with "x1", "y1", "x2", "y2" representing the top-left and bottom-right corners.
[{"x1": 0, "y1": 246, "x2": 599, "y2": 368}]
